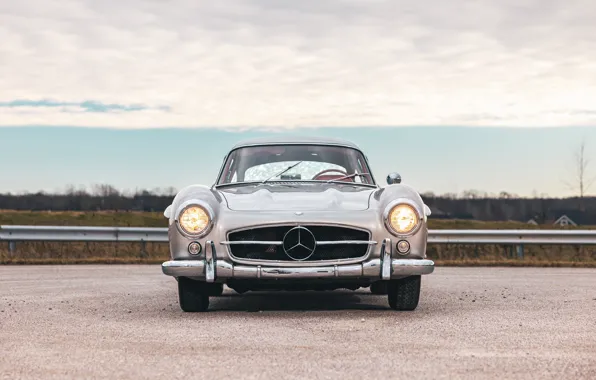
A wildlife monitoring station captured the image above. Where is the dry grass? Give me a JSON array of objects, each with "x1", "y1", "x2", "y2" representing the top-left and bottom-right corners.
[
  {"x1": 0, "y1": 210, "x2": 166, "y2": 227},
  {"x1": 1, "y1": 211, "x2": 595, "y2": 266}
]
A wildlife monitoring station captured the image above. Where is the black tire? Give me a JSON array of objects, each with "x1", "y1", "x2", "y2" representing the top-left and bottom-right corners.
[
  {"x1": 387, "y1": 275, "x2": 421, "y2": 311},
  {"x1": 178, "y1": 277, "x2": 210, "y2": 312},
  {"x1": 370, "y1": 281, "x2": 388, "y2": 295}
]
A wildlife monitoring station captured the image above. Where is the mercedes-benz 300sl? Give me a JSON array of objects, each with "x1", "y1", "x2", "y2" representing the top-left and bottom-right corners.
[{"x1": 162, "y1": 137, "x2": 434, "y2": 312}]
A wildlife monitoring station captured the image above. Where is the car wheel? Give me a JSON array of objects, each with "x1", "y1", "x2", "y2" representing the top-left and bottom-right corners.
[
  {"x1": 387, "y1": 275, "x2": 421, "y2": 311},
  {"x1": 178, "y1": 277, "x2": 210, "y2": 312},
  {"x1": 370, "y1": 281, "x2": 388, "y2": 295}
]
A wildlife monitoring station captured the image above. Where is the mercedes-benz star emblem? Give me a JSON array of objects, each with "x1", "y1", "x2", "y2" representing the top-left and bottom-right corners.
[{"x1": 282, "y1": 226, "x2": 317, "y2": 261}]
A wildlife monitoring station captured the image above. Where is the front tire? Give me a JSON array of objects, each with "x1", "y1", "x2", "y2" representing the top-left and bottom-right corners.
[
  {"x1": 387, "y1": 275, "x2": 421, "y2": 311},
  {"x1": 178, "y1": 277, "x2": 210, "y2": 312}
]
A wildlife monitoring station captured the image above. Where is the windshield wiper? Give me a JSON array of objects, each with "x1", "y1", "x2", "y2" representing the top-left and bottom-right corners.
[
  {"x1": 325, "y1": 173, "x2": 372, "y2": 184},
  {"x1": 261, "y1": 161, "x2": 304, "y2": 184}
]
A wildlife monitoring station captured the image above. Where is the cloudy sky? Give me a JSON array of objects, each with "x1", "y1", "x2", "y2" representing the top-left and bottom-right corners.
[
  {"x1": 1, "y1": 1, "x2": 595, "y2": 197},
  {"x1": 1, "y1": 0, "x2": 596, "y2": 128}
]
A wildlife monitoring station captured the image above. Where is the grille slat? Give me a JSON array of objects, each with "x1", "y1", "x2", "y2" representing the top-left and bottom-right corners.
[{"x1": 227, "y1": 225, "x2": 370, "y2": 261}]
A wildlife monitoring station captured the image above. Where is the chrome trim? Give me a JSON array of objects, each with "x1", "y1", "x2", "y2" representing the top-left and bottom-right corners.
[
  {"x1": 161, "y1": 258, "x2": 435, "y2": 279},
  {"x1": 220, "y1": 240, "x2": 377, "y2": 246},
  {"x1": 174, "y1": 200, "x2": 216, "y2": 239},
  {"x1": 205, "y1": 240, "x2": 216, "y2": 283},
  {"x1": 224, "y1": 251, "x2": 373, "y2": 267},
  {"x1": 162, "y1": 260, "x2": 205, "y2": 278},
  {"x1": 225, "y1": 222, "x2": 372, "y2": 236},
  {"x1": 261, "y1": 267, "x2": 336, "y2": 278},
  {"x1": 380, "y1": 238, "x2": 392, "y2": 280},
  {"x1": 221, "y1": 241, "x2": 283, "y2": 245},
  {"x1": 382, "y1": 198, "x2": 424, "y2": 238},
  {"x1": 391, "y1": 259, "x2": 435, "y2": 276},
  {"x1": 316, "y1": 240, "x2": 377, "y2": 245}
]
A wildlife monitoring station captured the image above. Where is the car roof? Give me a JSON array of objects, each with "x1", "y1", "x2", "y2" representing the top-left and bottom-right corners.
[{"x1": 230, "y1": 136, "x2": 362, "y2": 150}]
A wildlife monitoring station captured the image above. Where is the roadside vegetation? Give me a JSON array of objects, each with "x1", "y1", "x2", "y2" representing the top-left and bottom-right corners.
[{"x1": 1, "y1": 211, "x2": 594, "y2": 266}]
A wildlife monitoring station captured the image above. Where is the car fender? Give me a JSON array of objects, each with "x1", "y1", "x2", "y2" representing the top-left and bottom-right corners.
[
  {"x1": 164, "y1": 184, "x2": 222, "y2": 225},
  {"x1": 373, "y1": 183, "x2": 427, "y2": 219}
]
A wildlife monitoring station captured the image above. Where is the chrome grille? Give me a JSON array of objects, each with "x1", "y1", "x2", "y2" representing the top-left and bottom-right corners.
[{"x1": 224, "y1": 225, "x2": 373, "y2": 262}]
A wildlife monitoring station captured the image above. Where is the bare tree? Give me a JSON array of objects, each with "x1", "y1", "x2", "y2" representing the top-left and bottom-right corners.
[
  {"x1": 564, "y1": 140, "x2": 595, "y2": 198},
  {"x1": 163, "y1": 186, "x2": 178, "y2": 196},
  {"x1": 461, "y1": 189, "x2": 483, "y2": 199},
  {"x1": 439, "y1": 192, "x2": 458, "y2": 199},
  {"x1": 421, "y1": 191, "x2": 436, "y2": 198},
  {"x1": 90, "y1": 184, "x2": 120, "y2": 197},
  {"x1": 564, "y1": 140, "x2": 596, "y2": 211},
  {"x1": 499, "y1": 191, "x2": 513, "y2": 199}
]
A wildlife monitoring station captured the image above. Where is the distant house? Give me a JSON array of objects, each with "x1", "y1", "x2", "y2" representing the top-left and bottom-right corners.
[
  {"x1": 551, "y1": 210, "x2": 596, "y2": 226},
  {"x1": 553, "y1": 214, "x2": 577, "y2": 227},
  {"x1": 524, "y1": 210, "x2": 596, "y2": 226}
]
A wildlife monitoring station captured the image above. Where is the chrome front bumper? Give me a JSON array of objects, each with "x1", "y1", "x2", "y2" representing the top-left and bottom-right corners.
[{"x1": 161, "y1": 239, "x2": 434, "y2": 281}]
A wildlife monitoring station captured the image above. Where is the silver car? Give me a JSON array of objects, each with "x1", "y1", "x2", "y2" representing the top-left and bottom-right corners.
[{"x1": 162, "y1": 136, "x2": 434, "y2": 312}]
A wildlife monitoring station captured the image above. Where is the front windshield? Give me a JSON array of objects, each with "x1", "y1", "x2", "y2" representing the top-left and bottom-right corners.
[{"x1": 216, "y1": 144, "x2": 375, "y2": 186}]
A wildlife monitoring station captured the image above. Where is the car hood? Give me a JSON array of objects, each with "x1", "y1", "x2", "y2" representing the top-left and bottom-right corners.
[{"x1": 219, "y1": 186, "x2": 375, "y2": 211}]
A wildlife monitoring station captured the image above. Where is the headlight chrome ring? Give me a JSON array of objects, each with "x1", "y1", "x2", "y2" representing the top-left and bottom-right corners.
[
  {"x1": 383, "y1": 199, "x2": 423, "y2": 237},
  {"x1": 175, "y1": 200, "x2": 215, "y2": 238}
]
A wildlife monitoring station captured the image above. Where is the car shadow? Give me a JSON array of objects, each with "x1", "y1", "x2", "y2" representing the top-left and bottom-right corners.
[{"x1": 206, "y1": 290, "x2": 390, "y2": 312}]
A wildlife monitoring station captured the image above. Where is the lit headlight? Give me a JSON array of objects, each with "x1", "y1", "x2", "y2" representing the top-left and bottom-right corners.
[
  {"x1": 178, "y1": 205, "x2": 211, "y2": 236},
  {"x1": 386, "y1": 203, "x2": 420, "y2": 235}
]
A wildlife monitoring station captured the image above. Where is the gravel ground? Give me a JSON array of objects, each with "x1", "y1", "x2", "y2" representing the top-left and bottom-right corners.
[{"x1": 1, "y1": 265, "x2": 595, "y2": 379}]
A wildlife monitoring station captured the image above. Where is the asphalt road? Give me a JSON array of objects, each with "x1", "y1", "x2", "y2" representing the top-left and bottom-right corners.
[{"x1": 1, "y1": 266, "x2": 595, "y2": 379}]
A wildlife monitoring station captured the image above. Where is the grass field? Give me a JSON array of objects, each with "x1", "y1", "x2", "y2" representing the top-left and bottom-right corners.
[{"x1": 1, "y1": 211, "x2": 595, "y2": 266}]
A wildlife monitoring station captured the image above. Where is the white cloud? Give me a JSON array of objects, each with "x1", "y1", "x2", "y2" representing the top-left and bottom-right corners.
[{"x1": 1, "y1": 0, "x2": 596, "y2": 128}]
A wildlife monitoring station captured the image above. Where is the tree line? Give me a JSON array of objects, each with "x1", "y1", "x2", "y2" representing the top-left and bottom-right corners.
[
  {"x1": 1, "y1": 184, "x2": 595, "y2": 224},
  {"x1": 0, "y1": 185, "x2": 174, "y2": 212}
]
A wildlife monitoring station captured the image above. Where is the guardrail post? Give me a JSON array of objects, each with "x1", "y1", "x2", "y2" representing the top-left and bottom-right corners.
[
  {"x1": 8, "y1": 241, "x2": 16, "y2": 254},
  {"x1": 140, "y1": 240, "x2": 147, "y2": 258},
  {"x1": 516, "y1": 244, "x2": 524, "y2": 260}
]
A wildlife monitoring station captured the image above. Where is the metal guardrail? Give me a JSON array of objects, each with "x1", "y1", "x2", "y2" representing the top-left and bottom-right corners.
[
  {"x1": 428, "y1": 229, "x2": 596, "y2": 245},
  {"x1": 0, "y1": 225, "x2": 168, "y2": 243},
  {"x1": 2, "y1": 225, "x2": 596, "y2": 252}
]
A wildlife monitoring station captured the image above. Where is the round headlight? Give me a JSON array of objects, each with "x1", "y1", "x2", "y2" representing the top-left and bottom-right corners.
[
  {"x1": 386, "y1": 203, "x2": 419, "y2": 235},
  {"x1": 178, "y1": 205, "x2": 211, "y2": 236}
]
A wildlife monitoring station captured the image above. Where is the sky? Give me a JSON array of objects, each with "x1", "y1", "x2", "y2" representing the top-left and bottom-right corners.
[
  {"x1": 1, "y1": 126, "x2": 595, "y2": 197},
  {"x1": 1, "y1": 1, "x2": 596, "y2": 196}
]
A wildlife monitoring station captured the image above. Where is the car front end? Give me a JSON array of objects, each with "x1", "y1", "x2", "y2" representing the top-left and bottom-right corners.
[
  {"x1": 161, "y1": 138, "x2": 435, "y2": 312},
  {"x1": 163, "y1": 199, "x2": 432, "y2": 280}
]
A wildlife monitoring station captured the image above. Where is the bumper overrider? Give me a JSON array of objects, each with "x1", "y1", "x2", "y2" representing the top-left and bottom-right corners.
[{"x1": 161, "y1": 238, "x2": 435, "y2": 281}]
